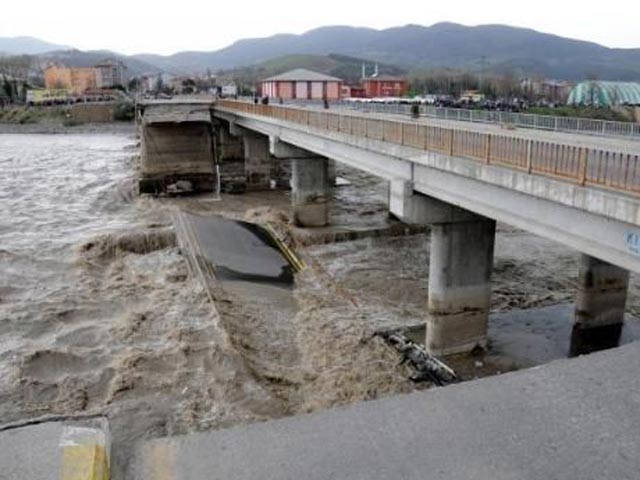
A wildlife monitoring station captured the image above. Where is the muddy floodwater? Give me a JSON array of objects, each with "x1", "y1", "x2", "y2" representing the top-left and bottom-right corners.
[{"x1": 2, "y1": 130, "x2": 640, "y2": 478}]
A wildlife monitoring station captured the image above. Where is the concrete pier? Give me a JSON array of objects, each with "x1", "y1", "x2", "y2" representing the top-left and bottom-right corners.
[
  {"x1": 427, "y1": 217, "x2": 496, "y2": 355},
  {"x1": 216, "y1": 124, "x2": 247, "y2": 193},
  {"x1": 389, "y1": 180, "x2": 495, "y2": 355},
  {"x1": 242, "y1": 132, "x2": 272, "y2": 190},
  {"x1": 571, "y1": 254, "x2": 630, "y2": 356},
  {"x1": 270, "y1": 137, "x2": 330, "y2": 227},
  {"x1": 291, "y1": 157, "x2": 330, "y2": 227}
]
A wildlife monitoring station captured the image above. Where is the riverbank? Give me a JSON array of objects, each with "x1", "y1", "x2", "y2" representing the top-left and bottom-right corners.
[{"x1": 0, "y1": 103, "x2": 134, "y2": 134}]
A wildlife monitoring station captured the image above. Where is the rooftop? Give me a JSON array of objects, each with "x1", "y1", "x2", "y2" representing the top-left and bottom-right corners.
[
  {"x1": 263, "y1": 68, "x2": 342, "y2": 82},
  {"x1": 568, "y1": 81, "x2": 640, "y2": 106}
]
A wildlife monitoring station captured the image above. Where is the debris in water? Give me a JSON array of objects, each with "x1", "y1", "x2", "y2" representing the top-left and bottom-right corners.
[
  {"x1": 166, "y1": 180, "x2": 194, "y2": 195},
  {"x1": 375, "y1": 331, "x2": 457, "y2": 386}
]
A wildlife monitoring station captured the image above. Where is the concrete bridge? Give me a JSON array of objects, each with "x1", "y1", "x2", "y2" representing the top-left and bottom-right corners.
[{"x1": 137, "y1": 98, "x2": 640, "y2": 356}]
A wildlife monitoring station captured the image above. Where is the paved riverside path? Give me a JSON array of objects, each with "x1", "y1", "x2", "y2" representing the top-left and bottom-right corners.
[{"x1": 133, "y1": 342, "x2": 640, "y2": 480}]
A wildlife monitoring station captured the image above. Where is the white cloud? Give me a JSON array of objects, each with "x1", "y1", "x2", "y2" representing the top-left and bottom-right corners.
[{"x1": 1, "y1": 0, "x2": 638, "y2": 55}]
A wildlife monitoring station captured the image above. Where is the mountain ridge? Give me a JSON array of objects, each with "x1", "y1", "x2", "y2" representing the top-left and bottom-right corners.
[
  {"x1": 0, "y1": 36, "x2": 71, "y2": 55},
  {"x1": 3, "y1": 23, "x2": 640, "y2": 80},
  {"x1": 128, "y1": 23, "x2": 640, "y2": 80}
]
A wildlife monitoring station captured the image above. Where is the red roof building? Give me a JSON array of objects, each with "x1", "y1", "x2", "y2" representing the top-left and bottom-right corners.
[
  {"x1": 261, "y1": 69, "x2": 343, "y2": 100},
  {"x1": 362, "y1": 76, "x2": 409, "y2": 98}
]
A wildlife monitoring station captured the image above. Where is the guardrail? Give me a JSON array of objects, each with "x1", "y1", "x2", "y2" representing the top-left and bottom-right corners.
[
  {"x1": 217, "y1": 100, "x2": 640, "y2": 197},
  {"x1": 335, "y1": 103, "x2": 640, "y2": 139}
]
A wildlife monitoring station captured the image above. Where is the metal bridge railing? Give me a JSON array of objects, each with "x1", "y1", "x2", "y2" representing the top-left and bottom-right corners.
[
  {"x1": 217, "y1": 100, "x2": 640, "y2": 197},
  {"x1": 331, "y1": 102, "x2": 640, "y2": 139}
]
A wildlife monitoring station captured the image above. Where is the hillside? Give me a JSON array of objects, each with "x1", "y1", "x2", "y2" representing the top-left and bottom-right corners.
[
  {"x1": 0, "y1": 36, "x2": 70, "y2": 55},
  {"x1": 133, "y1": 23, "x2": 640, "y2": 80},
  {"x1": 5, "y1": 23, "x2": 640, "y2": 81},
  {"x1": 220, "y1": 54, "x2": 407, "y2": 85},
  {"x1": 34, "y1": 50, "x2": 161, "y2": 77}
]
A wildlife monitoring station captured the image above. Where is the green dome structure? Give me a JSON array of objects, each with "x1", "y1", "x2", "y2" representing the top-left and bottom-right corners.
[{"x1": 567, "y1": 81, "x2": 640, "y2": 106}]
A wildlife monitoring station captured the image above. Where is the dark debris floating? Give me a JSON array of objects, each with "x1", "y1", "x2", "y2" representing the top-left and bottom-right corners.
[{"x1": 375, "y1": 331, "x2": 458, "y2": 386}]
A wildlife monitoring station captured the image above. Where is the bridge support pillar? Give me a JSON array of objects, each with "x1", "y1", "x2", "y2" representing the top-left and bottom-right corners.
[
  {"x1": 388, "y1": 180, "x2": 496, "y2": 355},
  {"x1": 242, "y1": 132, "x2": 273, "y2": 190},
  {"x1": 271, "y1": 137, "x2": 330, "y2": 227},
  {"x1": 427, "y1": 217, "x2": 496, "y2": 356},
  {"x1": 216, "y1": 124, "x2": 246, "y2": 193},
  {"x1": 571, "y1": 255, "x2": 629, "y2": 356},
  {"x1": 291, "y1": 157, "x2": 330, "y2": 227}
]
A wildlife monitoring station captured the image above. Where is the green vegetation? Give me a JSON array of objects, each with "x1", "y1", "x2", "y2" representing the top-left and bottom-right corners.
[
  {"x1": 526, "y1": 106, "x2": 632, "y2": 122},
  {"x1": 113, "y1": 99, "x2": 135, "y2": 121},
  {"x1": 0, "y1": 106, "x2": 67, "y2": 125},
  {"x1": 62, "y1": 117, "x2": 81, "y2": 127}
]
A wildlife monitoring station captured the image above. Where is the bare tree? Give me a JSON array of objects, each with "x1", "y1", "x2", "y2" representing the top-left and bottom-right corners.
[{"x1": 0, "y1": 55, "x2": 32, "y2": 80}]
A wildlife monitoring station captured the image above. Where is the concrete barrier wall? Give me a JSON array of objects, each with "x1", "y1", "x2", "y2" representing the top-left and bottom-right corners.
[{"x1": 70, "y1": 103, "x2": 115, "y2": 123}]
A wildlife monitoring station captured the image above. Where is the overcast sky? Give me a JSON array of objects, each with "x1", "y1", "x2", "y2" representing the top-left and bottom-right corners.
[{"x1": 2, "y1": 0, "x2": 638, "y2": 55}]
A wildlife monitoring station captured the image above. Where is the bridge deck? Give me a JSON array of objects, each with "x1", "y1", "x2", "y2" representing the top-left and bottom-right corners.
[{"x1": 217, "y1": 100, "x2": 640, "y2": 198}]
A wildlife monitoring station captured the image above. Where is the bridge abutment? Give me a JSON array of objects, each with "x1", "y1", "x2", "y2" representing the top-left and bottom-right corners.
[
  {"x1": 571, "y1": 255, "x2": 629, "y2": 356},
  {"x1": 138, "y1": 103, "x2": 216, "y2": 194}
]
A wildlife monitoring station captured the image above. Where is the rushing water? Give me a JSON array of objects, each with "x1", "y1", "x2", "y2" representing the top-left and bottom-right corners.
[
  {"x1": 0, "y1": 132, "x2": 412, "y2": 478},
  {"x1": 1, "y1": 133, "x2": 141, "y2": 380}
]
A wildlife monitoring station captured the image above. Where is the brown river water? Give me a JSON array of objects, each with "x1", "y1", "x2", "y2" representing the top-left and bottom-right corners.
[{"x1": 2, "y1": 130, "x2": 640, "y2": 478}]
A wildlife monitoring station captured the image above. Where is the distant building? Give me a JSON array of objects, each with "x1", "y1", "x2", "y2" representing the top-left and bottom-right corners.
[
  {"x1": 26, "y1": 89, "x2": 70, "y2": 104},
  {"x1": 459, "y1": 90, "x2": 485, "y2": 103},
  {"x1": 341, "y1": 85, "x2": 366, "y2": 98},
  {"x1": 362, "y1": 75, "x2": 409, "y2": 98},
  {"x1": 261, "y1": 69, "x2": 343, "y2": 100},
  {"x1": 44, "y1": 65, "x2": 96, "y2": 95},
  {"x1": 95, "y1": 59, "x2": 127, "y2": 89},
  {"x1": 221, "y1": 82, "x2": 238, "y2": 97},
  {"x1": 521, "y1": 78, "x2": 573, "y2": 103},
  {"x1": 567, "y1": 81, "x2": 640, "y2": 107}
]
